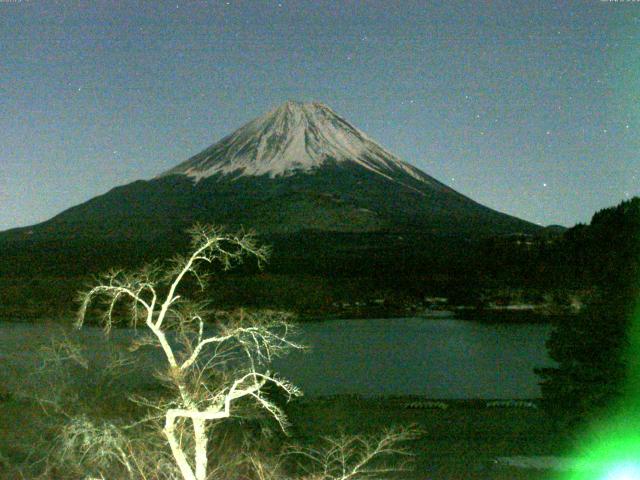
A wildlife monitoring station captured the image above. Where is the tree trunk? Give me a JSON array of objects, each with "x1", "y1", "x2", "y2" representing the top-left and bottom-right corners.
[
  {"x1": 193, "y1": 418, "x2": 209, "y2": 480},
  {"x1": 165, "y1": 413, "x2": 197, "y2": 480}
]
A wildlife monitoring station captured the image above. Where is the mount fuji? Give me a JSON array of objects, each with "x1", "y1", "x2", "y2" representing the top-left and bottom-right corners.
[
  {"x1": 162, "y1": 100, "x2": 443, "y2": 189},
  {"x1": 1, "y1": 101, "x2": 540, "y2": 274}
]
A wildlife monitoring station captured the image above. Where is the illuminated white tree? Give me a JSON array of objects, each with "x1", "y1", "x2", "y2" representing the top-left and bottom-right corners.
[
  {"x1": 289, "y1": 426, "x2": 418, "y2": 480},
  {"x1": 77, "y1": 225, "x2": 302, "y2": 480}
]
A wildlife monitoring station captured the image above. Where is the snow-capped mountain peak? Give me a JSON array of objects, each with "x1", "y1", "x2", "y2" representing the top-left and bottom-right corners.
[{"x1": 160, "y1": 101, "x2": 433, "y2": 187}]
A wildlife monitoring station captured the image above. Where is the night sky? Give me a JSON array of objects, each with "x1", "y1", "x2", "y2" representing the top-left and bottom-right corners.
[{"x1": 1, "y1": 0, "x2": 638, "y2": 231}]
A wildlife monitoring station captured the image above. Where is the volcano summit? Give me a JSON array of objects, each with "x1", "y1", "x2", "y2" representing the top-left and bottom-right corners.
[{"x1": 162, "y1": 101, "x2": 442, "y2": 190}]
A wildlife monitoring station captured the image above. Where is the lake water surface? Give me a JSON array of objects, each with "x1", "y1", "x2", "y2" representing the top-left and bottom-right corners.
[{"x1": 1, "y1": 316, "x2": 554, "y2": 399}]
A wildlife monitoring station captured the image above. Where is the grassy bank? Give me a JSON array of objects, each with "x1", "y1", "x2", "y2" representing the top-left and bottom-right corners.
[
  {"x1": 287, "y1": 396, "x2": 567, "y2": 479},
  {"x1": 0, "y1": 390, "x2": 570, "y2": 479}
]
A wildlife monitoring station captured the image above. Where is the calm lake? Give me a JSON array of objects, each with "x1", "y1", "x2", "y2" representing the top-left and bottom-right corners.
[{"x1": 1, "y1": 316, "x2": 554, "y2": 399}]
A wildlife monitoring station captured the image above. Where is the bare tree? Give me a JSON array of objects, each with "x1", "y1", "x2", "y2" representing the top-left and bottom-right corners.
[
  {"x1": 289, "y1": 426, "x2": 419, "y2": 480},
  {"x1": 77, "y1": 225, "x2": 303, "y2": 480}
]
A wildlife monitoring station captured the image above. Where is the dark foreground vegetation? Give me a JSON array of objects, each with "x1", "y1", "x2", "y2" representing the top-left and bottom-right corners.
[{"x1": 0, "y1": 388, "x2": 566, "y2": 480}]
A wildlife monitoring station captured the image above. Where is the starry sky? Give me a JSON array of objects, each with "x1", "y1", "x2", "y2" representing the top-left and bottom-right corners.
[{"x1": 1, "y1": 0, "x2": 638, "y2": 231}]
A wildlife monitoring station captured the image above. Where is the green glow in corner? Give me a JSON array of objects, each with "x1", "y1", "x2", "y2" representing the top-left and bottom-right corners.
[
  {"x1": 602, "y1": 462, "x2": 640, "y2": 480},
  {"x1": 558, "y1": 300, "x2": 640, "y2": 480}
]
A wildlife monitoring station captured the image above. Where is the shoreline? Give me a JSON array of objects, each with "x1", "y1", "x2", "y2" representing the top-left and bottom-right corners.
[{"x1": 0, "y1": 305, "x2": 573, "y2": 325}]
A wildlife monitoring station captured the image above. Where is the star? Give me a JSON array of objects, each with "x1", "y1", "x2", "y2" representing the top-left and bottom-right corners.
[
  {"x1": 543, "y1": 183, "x2": 548, "y2": 188},
  {"x1": 546, "y1": 130, "x2": 551, "y2": 135}
]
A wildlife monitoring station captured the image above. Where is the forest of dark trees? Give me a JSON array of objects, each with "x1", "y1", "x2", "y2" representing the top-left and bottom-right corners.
[
  {"x1": 536, "y1": 197, "x2": 640, "y2": 426},
  {"x1": 0, "y1": 198, "x2": 637, "y2": 325}
]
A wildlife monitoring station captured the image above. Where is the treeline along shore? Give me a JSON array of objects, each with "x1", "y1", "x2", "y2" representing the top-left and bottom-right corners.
[{"x1": 0, "y1": 198, "x2": 637, "y2": 324}]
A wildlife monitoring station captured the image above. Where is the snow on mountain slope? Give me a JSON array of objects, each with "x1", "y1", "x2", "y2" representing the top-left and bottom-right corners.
[{"x1": 160, "y1": 101, "x2": 442, "y2": 191}]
